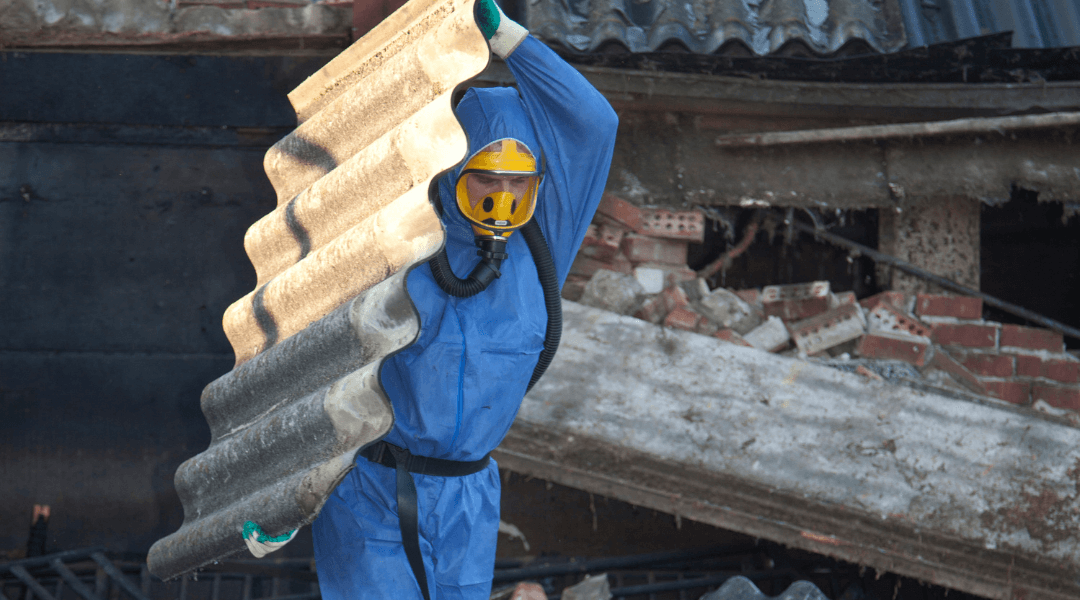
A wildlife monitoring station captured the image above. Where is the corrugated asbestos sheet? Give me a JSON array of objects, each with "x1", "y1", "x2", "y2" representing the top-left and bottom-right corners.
[
  {"x1": 898, "y1": 0, "x2": 1080, "y2": 48},
  {"x1": 147, "y1": 0, "x2": 489, "y2": 579},
  {"x1": 521, "y1": 0, "x2": 1080, "y2": 57},
  {"x1": 496, "y1": 301, "x2": 1080, "y2": 599},
  {"x1": 522, "y1": 0, "x2": 909, "y2": 55}
]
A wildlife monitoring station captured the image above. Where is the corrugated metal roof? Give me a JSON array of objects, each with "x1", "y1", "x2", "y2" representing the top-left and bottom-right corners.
[
  {"x1": 518, "y1": 0, "x2": 1080, "y2": 57},
  {"x1": 899, "y1": 0, "x2": 1080, "y2": 48},
  {"x1": 147, "y1": 0, "x2": 489, "y2": 579},
  {"x1": 521, "y1": 0, "x2": 908, "y2": 56}
]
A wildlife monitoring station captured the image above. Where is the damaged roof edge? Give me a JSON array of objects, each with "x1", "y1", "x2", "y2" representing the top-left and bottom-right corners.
[{"x1": 519, "y1": 0, "x2": 907, "y2": 56}]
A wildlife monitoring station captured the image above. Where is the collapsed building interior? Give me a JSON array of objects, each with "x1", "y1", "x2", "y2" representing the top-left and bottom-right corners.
[{"x1": 2, "y1": 0, "x2": 1080, "y2": 598}]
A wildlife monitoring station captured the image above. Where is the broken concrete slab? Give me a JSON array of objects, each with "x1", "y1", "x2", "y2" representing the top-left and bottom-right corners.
[
  {"x1": 580, "y1": 269, "x2": 646, "y2": 316},
  {"x1": 496, "y1": 301, "x2": 1080, "y2": 600},
  {"x1": 742, "y1": 315, "x2": 789, "y2": 352},
  {"x1": 697, "y1": 287, "x2": 761, "y2": 335},
  {"x1": 561, "y1": 574, "x2": 611, "y2": 600}
]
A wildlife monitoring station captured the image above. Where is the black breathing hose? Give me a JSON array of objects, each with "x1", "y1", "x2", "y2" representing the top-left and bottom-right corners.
[
  {"x1": 518, "y1": 220, "x2": 562, "y2": 392},
  {"x1": 428, "y1": 237, "x2": 508, "y2": 298},
  {"x1": 427, "y1": 220, "x2": 562, "y2": 392}
]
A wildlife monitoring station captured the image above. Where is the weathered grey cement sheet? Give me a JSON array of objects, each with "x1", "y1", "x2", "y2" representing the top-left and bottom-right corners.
[
  {"x1": 147, "y1": 0, "x2": 488, "y2": 578},
  {"x1": 496, "y1": 301, "x2": 1080, "y2": 600}
]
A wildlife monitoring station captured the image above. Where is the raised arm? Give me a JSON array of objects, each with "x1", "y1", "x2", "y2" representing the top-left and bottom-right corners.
[{"x1": 477, "y1": 0, "x2": 619, "y2": 283}]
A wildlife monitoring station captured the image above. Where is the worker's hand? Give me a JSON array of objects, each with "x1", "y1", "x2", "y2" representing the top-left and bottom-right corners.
[
  {"x1": 242, "y1": 521, "x2": 298, "y2": 558},
  {"x1": 475, "y1": 0, "x2": 527, "y2": 59}
]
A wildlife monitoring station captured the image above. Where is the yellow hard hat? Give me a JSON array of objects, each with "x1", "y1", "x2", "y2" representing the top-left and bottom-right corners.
[{"x1": 454, "y1": 139, "x2": 540, "y2": 237}]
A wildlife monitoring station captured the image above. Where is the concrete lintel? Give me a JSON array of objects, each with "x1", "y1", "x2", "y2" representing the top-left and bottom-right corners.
[
  {"x1": 497, "y1": 301, "x2": 1080, "y2": 600},
  {"x1": 878, "y1": 196, "x2": 981, "y2": 293},
  {"x1": 608, "y1": 118, "x2": 1079, "y2": 210}
]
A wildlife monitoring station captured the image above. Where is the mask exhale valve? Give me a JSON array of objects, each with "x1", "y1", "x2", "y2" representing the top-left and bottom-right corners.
[{"x1": 428, "y1": 235, "x2": 508, "y2": 298}]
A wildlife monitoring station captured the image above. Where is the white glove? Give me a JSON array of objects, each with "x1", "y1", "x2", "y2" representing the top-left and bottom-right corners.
[
  {"x1": 242, "y1": 521, "x2": 298, "y2": 558},
  {"x1": 475, "y1": 0, "x2": 528, "y2": 59}
]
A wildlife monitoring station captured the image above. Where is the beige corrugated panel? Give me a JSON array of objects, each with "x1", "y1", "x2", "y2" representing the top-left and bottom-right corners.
[
  {"x1": 147, "y1": 0, "x2": 489, "y2": 579},
  {"x1": 227, "y1": 0, "x2": 488, "y2": 365}
]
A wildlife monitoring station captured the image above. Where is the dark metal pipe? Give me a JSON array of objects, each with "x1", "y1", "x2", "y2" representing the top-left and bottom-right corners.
[
  {"x1": 793, "y1": 221, "x2": 1080, "y2": 342},
  {"x1": 492, "y1": 544, "x2": 752, "y2": 583}
]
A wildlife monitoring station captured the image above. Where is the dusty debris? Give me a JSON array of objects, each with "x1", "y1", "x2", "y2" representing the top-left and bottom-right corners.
[
  {"x1": 567, "y1": 194, "x2": 1079, "y2": 418},
  {"x1": 697, "y1": 286, "x2": 761, "y2": 334},
  {"x1": 743, "y1": 316, "x2": 790, "y2": 352},
  {"x1": 561, "y1": 574, "x2": 611, "y2": 600},
  {"x1": 579, "y1": 269, "x2": 645, "y2": 315},
  {"x1": 498, "y1": 520, "x2": 531, "y2": 552}
]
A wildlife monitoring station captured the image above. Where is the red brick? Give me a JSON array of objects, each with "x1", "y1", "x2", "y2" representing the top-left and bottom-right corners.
[
  {"x1": 621, "y1": 233, "x2": 688, "y2": 266},
  {"x1": 561, "y1": 274, "x2": 589, "y2": 302},
  {"x1": 695, "y1": 316, "x2": 720, "y2": 335},
  {"x1": 579, "y1": 223, "x2": 625, "y2": 262},
  {"x1": 830, "y1": 291, "x2": 857, "y2": 308},
  {"x1": 734, "y1": 289, "x2": 761, "y2": 307},
  {"x1": 660, "y1": 284, "x2": 690, "y2": 312},
  {"x1": 999, "y1": 324, "x2": 1063, "y2": 352},
  {"x1": 914, "y1": 294, "x2": 982, "y2": 319},
  {"x1": 1012, "y1": 354, "x2": 1042, "y2": 378},
  {"x1": 1032, "y1": 383, "x2": 1080, "y2": 411},
  {"x1": 569, "y1": 254, "x2": 631, "y2": 278},
  {"x1": 930, "y1": 323, "x2": 998, "y2": 348},
  {"x1": 855, "y1": 365, "x2": 884, "y2": 381},
  {"x1": 763, "y1": 297, "x2": 830, "y2": 323},
  {"x1": 982, "y1": 380, "x2": 1031, "y2": 405},
  {"x1": 926, "y1": 351, "x2": 987, "y2": 394},
  {"x1": 633, "y1": 295, "x2": 668, "y2": 324},
  {"x1": 855, "y1": 332, "x2": 930, "y2": 367},
  {"x1": 596, "y1": 194, "x2": 643, "y2": 231},
  {"x1": 637, "y1": 209, "x2": 705, "y2": 242},
  {"x1": 664, "y1": 307, "x2": 702, "y2": 331},
  {"x1": 788, "y1": 304, "x2": 865, "y2": 355},
  {"x1": 714, "y1": 328, "x2": 753, "y2": 347},
  {"x1": 859, "y1": 291, "x2": 912, "y2": 313},
  {"x1": 1042, "y1": 358, "x2": 1080, "y2": 384},
  {"x1": 958, "y1": 353, "x2": 1014, "y2": 378},
  {"x1": 762, "y1": 281, "x2": 829, "y2": 302},
  {"x1": 866, "y1": 302, "x2": 931, "y2": 338}
]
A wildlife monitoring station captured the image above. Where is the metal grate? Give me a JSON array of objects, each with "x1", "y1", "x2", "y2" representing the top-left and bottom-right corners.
[{"x1": 1, "y1": 550, "x2": 321, "y2": 600}]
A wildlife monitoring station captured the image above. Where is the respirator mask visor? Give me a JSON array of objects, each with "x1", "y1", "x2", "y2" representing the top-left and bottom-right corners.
[{"x1": 454, "y1": 139, "x2": 540, "y2": 238}]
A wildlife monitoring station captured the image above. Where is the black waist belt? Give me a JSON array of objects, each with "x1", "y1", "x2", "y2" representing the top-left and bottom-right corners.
[{"x1": 359, "y1": 441, "x2": 490, "y2": 600}]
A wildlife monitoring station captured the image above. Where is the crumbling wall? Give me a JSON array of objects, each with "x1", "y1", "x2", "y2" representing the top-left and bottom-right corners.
[{"x1": 566, "y1": 194, "x2": 1080, "y2": 420}]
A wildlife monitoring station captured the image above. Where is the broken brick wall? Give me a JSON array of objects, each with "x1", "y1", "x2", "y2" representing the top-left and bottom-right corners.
[{"x1": 567, "y1": 193, "x2": 1080, "y2": 421}]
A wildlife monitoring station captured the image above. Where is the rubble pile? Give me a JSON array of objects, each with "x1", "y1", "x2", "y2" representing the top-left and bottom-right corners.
[{"x1": 565, "y1": 196, "x2": 1080, "y2": 416}]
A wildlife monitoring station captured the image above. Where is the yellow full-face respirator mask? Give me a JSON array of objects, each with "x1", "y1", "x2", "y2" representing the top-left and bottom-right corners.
[
  {"x1": 454, "y1": 139, "x2": 540, "y2": 238},
  {"x1": 427, "y1": 139, "x2": 542, "y2": 297}
]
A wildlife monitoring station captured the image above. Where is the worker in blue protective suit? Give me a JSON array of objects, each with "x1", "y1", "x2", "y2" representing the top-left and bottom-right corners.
[{"x1": 243, "y1": 1, "x2": 618, "y2": 598}]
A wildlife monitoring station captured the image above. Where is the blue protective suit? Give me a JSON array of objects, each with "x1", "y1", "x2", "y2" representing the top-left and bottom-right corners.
[{"x1": 312, "y1": 36, "x2": 618, "y2": 599}]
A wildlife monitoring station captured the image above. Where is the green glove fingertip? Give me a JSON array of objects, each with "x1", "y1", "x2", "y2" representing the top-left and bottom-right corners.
[
  {"x1": 475, "y1": 0, "x2": 501, "y2": 40},
  {"x1": 243, "y1": 520, "x2": 295, "y2": 543},
  {"x1": 242, "y1": 520, "x2": 260, "y2": 540}
]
